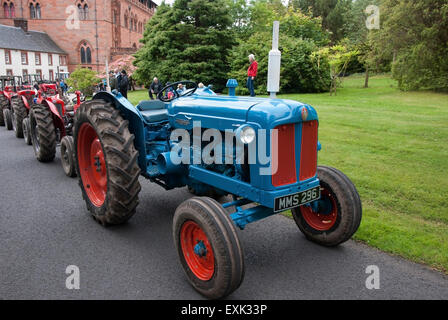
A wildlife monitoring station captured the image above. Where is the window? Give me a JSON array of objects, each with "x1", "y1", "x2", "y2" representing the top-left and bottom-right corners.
[
  {"x1": 80, "y1": 43, "x2": 92, "y2": 64},
  {"x1": 49, "y1": 70, "x2": 54, "y2": 81},
  {"x1": 59, "y1": 55, "x2": 67, "y2": 66},
  {"x1": 6, "y1": 69, "x2": 13, "y2": 76},
  {"x1": 5, "y1": 50, "x2": 11, "y2": 64},
  {"x1": 36, "y1": 69, "x2": 42, "y2": 78},
  {"x1": 35, "y1": 52, "x2": 41, "y2": 65},
  {"x1": 30, "y1": 2, "x2": 41, "y2": 19},
  {"x1": 22, "y1": 69, "x2": 28, "y2": 78},
  {"x1": 4, "y1": 1, "x2": 15, "y2": 18},
  {"x1": 76, "y1": 1, "x2": 89, "y2": 20},
  {"x1": 48, "y1": 54, "x2": 53, "y2": 66},
  {"x1": 21, "y1": 51, "x2": 28, "y2": 65},
  {"x1": 80, "y1": 47, "x2": 86, "y2": 64},
  {"x1": 86, "y1": 47, "x2": 91, "y2": 63}
]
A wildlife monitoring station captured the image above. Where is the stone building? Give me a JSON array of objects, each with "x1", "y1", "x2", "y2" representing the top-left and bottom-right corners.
[{"x1": 0, "y1": 0, "x2": 157, "y2": 72}]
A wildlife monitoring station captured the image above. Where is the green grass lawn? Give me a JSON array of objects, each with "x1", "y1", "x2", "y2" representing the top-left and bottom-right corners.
[{"x1": 128, "y1": 75, "x2": 448, "y2": 272}]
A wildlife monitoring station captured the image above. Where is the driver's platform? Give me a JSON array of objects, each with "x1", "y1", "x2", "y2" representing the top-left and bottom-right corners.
[{"x1": 137, "y1": 100, "x2": 168, "y2": 123}]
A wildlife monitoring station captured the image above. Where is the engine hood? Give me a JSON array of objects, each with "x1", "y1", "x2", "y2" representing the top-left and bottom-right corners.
[{"x1": 168, "y1": 95, "x2": 318, "y2": 131}]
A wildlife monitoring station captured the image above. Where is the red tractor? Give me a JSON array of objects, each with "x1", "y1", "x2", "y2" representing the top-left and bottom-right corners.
[
  {"x1": 0, "y1": 76, "x2": 20, "y2": 129},
  {"x1": 9, "y1": 78, "x2": 37, "y2": 140},
  {"x1": 29, "y1": 90, "x2": 83, "y2": 177}
]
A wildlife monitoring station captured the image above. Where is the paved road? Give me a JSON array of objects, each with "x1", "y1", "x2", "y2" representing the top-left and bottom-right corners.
[{"x1": 1, "y1": 128, "x2": 448, "y2": 300}]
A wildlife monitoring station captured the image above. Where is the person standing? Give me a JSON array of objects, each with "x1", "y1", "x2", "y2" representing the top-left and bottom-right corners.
[
  {"x1": 59, "y1": 80, "x2": 66, "y2": 95},
  {"x1": 149, "y1": 77, "x2": 163, "y2": 100},
  {"x1": 119, "y1": 70, "x2": 129, "y2": 98},
  {"x1": 109, "y1": 71, "x2": 117, "y2": 90},
  {"x1": 116, "y1": 70, "x2": 122, "y2": 91},
  {"x1": 247, "y1": 54, "x2": 258, "y2": 97}
]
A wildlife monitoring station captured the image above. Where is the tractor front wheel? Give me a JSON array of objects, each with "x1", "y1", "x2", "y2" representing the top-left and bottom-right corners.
[
  {"x1": 12, "y1": 97, "x2": 27, "y2": 138},
  {"x1": 173, "y1": 197, "x2": 245, "y2": 299},
  {"x1": 61, "y1": 136, "x2": 76, "y2": 177},
  {"x1": 74, "y1": 100, "x2": 141, "y2": 225},
  {"x1": 29, "y1": 104, "x2": 57, "y2": 162},
  {"x1": 291, "y1": 166, "x2": 362, "y2": 247},
  {"x1": 22, "y1": 117, "x2": 32, "y2": 145},
  {"x1": 3, "y1": 108, "x2": 13, "y2": 130}
]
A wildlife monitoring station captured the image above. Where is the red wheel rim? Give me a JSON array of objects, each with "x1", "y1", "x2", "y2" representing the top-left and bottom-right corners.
[
  {"x1": 77, "y1": 123, "x2": 107, "y2": 207},
  {"x1": 180, "y1": 221, "x2": 215, "y2": 281},
  {"x1": 300, "y1": 188, "x2": 338, "y2": 231}
]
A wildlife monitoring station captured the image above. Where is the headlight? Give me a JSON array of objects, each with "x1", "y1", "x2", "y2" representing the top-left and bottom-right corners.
[{"x1": 237, "y1": 125, "x2": 256, "y2": 144}]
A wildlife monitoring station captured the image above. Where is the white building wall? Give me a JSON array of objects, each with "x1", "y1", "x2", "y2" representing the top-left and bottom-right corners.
[{"x1": 0, "y1": 48, "x2": 68, "y2": 80}]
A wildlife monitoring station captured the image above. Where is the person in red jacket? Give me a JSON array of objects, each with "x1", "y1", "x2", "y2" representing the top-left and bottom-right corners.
[{"x1": 247, "y1": 54, "x2": 258, "y2": 97}]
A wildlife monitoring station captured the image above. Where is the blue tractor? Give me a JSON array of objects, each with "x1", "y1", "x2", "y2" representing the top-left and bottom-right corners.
[{"x1": 73, "y1": 80, "x2": 362, "y2": 299}]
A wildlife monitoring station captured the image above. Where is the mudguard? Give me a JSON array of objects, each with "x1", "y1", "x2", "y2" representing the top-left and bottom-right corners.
[
  {"x1": 41, "y1": 99, "x2": 66, "y2": 137},
  {"x1": 92, "y1": 91, "x2": 147, "y2": 171}
]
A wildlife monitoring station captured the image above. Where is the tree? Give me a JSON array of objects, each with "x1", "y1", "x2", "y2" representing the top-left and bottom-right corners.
[
  {"x1": 66, "y1": 67, "x2": 98, "y2": 96},
  {"x1": 371, "y1": 0, "x2": 448, "y2": 91},
  {"x1": 134, "y1": 0, "x2": 234, "y2": 91},
  {"x1": 344, "y1": 0, "x2": 381, "y2": 88},
  {"x1": 313, "y1": 44, "x2": 359, "y2": 95},
  {"x1": 291, "y1": 0, "x2": 353, "y2": 43}
]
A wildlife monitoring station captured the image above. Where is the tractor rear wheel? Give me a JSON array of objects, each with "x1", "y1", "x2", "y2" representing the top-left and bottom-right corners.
[
  {"x1": 22, "y1": 117, "x2": 32, "y2": 145},
  {"x1": 74, "y1": 100, "x2": 141, "y2": 226},
  {"x1": 173, "y1": 197, "x2": 245, "y2": 299},
  {"x1": 29, "y1": 104, "x2": 57, "y2": 162},
  {"x1": 12, "y1": 97, "x2": 27, "y2": 138},
  {"x1": 291, "y1": 166, "x2": 362, "y2": 247},
  {"x1": 61, "y1": 136, "x2": 76, "y2": 177},
  {"x1": 0, "y1": 95, "x2": 7, "y2": 126},
  {"x1": 3, "y1": 108, "x2": 13, "y2": 130}
]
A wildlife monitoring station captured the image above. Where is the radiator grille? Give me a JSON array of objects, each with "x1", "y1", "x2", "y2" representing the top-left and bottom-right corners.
[
  {"x1": 300, "y1": 121, "x2": 318, "y2": 181},
  {"x1": 272, "y1": 124, "x2": 297, "y2": 187}
]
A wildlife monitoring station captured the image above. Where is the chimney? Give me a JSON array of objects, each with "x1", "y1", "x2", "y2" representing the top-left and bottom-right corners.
[{"x1": 14, "y1": 18, "x2": 28, "y2": 33}]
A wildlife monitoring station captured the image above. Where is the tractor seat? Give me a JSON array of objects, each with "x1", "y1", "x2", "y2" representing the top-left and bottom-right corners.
[{"x1": 137, "y1": 100, "x2": 168, "y2": 123}]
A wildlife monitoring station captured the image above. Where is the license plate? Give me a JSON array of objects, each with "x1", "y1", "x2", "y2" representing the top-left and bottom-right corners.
[{"x1": 274, "y1": 186, "x2": 321, "y2": 212}]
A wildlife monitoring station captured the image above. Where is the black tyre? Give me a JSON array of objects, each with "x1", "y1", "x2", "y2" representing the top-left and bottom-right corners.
[
  {"x1": 61, "y1": 136, "x2": 77, "y2": 177},
  {"x1": 29, "y1": 104, "x2": 57, "y2": 162},
  {"x1": 74, "y1": 100, "x2": 141, "y2": 225},
  {"x1": 173, "y1": 197, "x2": 245, "y2": 299},
  {"x1": 0, "y1": 95, "x2": 7, "y2": 126},
  {"x1": 22, "y1": 117, "x2": 32, "y2": 145},
  {"x1": 3, "y1": 108, "x2": 13, "y2": 130},
  {"x1": 291, "y1": 166, "x2": 362, "y2": 247},
  {"x1": 12, "y1": 97, "x2": 27, "y2": 138}
]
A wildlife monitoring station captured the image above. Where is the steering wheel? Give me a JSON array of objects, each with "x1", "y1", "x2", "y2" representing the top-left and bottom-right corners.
[{"x1": 157, "y1": 81, "x2": 198, "y2": 102}]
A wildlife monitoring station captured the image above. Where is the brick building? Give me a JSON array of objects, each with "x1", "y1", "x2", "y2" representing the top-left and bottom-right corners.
[{"x1": 0, "y1": 0, "x2": 157, "y2": 72}]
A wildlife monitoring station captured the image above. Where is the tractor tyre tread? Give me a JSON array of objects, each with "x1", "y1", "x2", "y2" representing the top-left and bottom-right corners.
[
  {"x1": 74, "y1": 100, "x2": 141, "y2": 226},
  {"x1": 30, "y1": 104, "x2": 57, "y2": 162},
  {"x1": 292, "y1": 166, "x2": 362, "y2": 247},
  {"x1": 12, "y1": 97, "x2": 27, "y2": 138}
]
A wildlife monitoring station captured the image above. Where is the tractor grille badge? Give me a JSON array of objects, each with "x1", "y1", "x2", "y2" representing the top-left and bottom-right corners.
[{"x1": 301, "y1": 107, "x2": 308, "y2": 121}]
